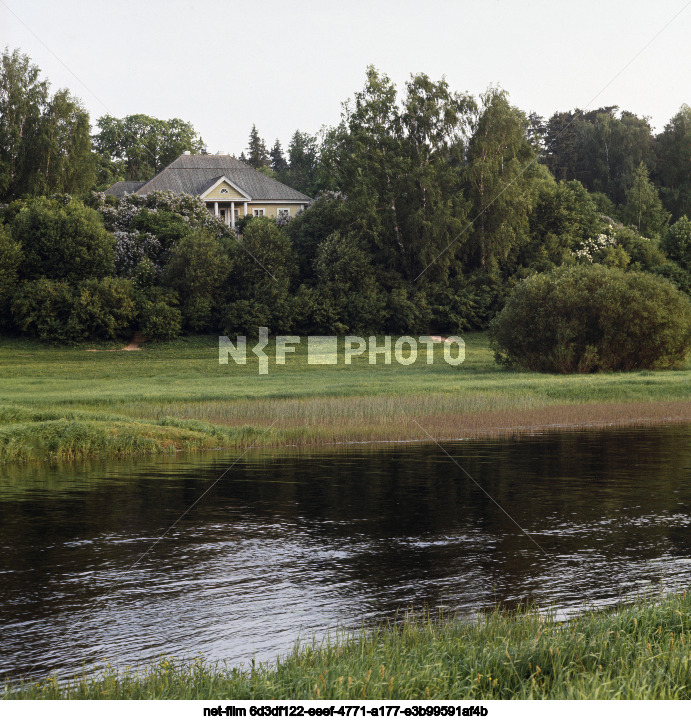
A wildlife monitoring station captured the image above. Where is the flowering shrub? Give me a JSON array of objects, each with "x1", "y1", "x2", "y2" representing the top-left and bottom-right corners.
[
  {"x1": 92, "y1": 190, "x2": 231, "y2": 237},
  {"x1": 574, "y1": 226, "x2": 619, "y2": 262},
  {"x1": 92, "y1": 190, "x2": 233, "y2": 279}
]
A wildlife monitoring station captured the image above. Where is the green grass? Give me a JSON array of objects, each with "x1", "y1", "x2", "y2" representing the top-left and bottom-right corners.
[
  {"x1": 6, "y1": 591, "x2": 691, "y2": 699},
  {"x1": 1, "y1": 332, "x2": 690, "y2": 462}
]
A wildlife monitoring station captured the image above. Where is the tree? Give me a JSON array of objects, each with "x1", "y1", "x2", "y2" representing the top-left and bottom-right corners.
[
  {"x1": 621, "y1": 163, "x2": 668, "y2": 237},
  {"x1": 223, "y1": 217, "x2": 296, "y2": 334},
  {"x1": 662, "y1": 216, "x2": 691, "y2": 271},
  {"x1": 0, "y1": 223, "x2": 22, "y2": 325},
  {"x1": 163, "y1": 229, "x2": 232, "y2": 331},
  {"x1": 286, "y1": 130, "x2": 318, "y2": 195},
  {"x1": 246, "y1": 124, "x2": 269, "y2": 169},
  {"x1": 464, "y1": 87, "x2": 540, "y2": 273},
  {"x1": 309, "y1": 231, "x2": 387, "y2": 334},
  {"x1": 269, "y1": 139, "x2": 289, "y2": 176},
  {"x1": 522, "y1": 179, "x2": 603, "y2": 270},
  {"x1": 93, "y1": 114, "x2": 205, "y2": 182},
  {"x1": 543, "y1": 107, "x2": 654, "y2": 205},
  {"x1": 655, "y1": 104, "x2": 691, "y2": 219},
  {"x1": 9, "y1": 197, "x2": 115, "y2": 283},
  {"x1": 0, "y1": 48, "x2": 95, "y2": 199},
  {"x1": 397, "y1": 72, "x2": 475, "y2": 280}
]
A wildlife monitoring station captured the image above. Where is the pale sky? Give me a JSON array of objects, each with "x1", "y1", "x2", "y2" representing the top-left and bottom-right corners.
[{"x1": 2, "y1": 0, "x2": 690, "y2": 155}]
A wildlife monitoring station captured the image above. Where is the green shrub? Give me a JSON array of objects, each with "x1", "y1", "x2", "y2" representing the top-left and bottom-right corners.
[
  {"x1": 162, "y1": 229, "x2": 231, "y2": 332},
  {"x1": 490, "y1": 264, "x2": 691, "y2": 372},
  {"x1": 11, "y1": 277, "x2": 137, "y2": 343},
  {"x1": 11, "y1": 278, "x2": 80, "y2": 343},
  {"x1": 662, "y1": 215, "x2": 691, "y2": 271},
  {"x1": 73, "y1": 278, "x2": 136, "y2": 339},
  {"x1": 0, "y1": 223, "x2": 22, "y2": 328},
  {"x1": 139, "y1": 299, "x2": 182, "y2": 341},
  {"x1": 9, "y1": 197, "x2": 115, "y2": 282},
  {"x1": 223, "y1": 217, "x2": 296, "y2": 334}
]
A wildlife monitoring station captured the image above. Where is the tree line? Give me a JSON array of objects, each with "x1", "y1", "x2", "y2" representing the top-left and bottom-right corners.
[{"x1": 1, "y1": 49, "x2": 690, "y2": 350}]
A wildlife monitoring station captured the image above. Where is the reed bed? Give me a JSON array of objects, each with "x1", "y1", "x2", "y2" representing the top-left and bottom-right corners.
[
  {"x1": 6, "y1": 591, "x2": 691, "y2": 700},
  {"x1": 1, "y1": 332, "x2": 689, "y2": 462}
]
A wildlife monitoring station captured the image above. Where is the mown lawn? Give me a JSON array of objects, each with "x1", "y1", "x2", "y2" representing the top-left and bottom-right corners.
[{"x1": 0, "y1": 332, "x2": 689, "y2": 462}]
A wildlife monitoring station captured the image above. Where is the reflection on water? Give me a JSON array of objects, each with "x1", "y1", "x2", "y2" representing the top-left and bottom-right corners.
[{"x1": 1, "y1": 424, "x2": 690, "y2": 681}]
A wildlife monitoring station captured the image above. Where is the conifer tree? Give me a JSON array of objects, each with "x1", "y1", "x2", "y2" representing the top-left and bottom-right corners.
[
  {"x1": 270, "y1": 139, "x2": 288, "y2": 174},
  {"x1": 247, "y1": 124, "x2": 269, "y2": 169}
]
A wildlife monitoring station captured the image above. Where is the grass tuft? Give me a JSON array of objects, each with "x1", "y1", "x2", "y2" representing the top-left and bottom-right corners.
[{"x1": 5, "y1": 591, "x2": 691, "y2": 700}]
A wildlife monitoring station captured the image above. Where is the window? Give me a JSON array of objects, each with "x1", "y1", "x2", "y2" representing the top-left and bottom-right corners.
[
  {"x1": 277, "y1": 208, "x2": 291, "y2": 220},
  {"x1": 220, "y1": 188, "x2": 229, "y2": 194},
  {"x1": 253, "y1": 208, "x2": 265, "y2": 217}
]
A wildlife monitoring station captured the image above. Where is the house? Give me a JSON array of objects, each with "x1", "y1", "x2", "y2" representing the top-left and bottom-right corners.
[{"x1": 104, "y1": 152, "x2": 312, "y2": 229}]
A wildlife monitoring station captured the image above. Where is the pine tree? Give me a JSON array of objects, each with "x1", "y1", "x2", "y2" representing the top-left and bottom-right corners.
[
  {"x1": 270, "y1": 139, "x2": 289, "y2": 174},
  {"x1": 287, "y1": 130, "x2": 318, "y2": 196},
  {"x1": 247, "y1": 124, "x2": 269, "y2": 169}
]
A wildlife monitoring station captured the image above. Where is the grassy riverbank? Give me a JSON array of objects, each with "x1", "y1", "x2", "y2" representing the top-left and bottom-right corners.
[
  {"x1": 6, "y1": 591, "x2": 691, "y2": 700},
  {"x1": 1, "y1": 332, "x2": 690, "y2": 463}
]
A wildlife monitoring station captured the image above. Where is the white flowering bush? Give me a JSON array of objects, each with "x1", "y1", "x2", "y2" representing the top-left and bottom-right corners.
[
  {"x1": 574, "y1": 226, "x2": 617, "y2": 262},
  {"x1": 92, "y1": 190, "x2": 232, "y2": 279}
]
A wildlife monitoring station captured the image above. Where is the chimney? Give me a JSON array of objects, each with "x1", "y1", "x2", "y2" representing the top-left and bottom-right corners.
[
  {"x1": 216, "y1": 150, "x2": 226, "y2": 155},
  {"x1": 183, "y1": 150, "x2": 191, "y2": 155}
]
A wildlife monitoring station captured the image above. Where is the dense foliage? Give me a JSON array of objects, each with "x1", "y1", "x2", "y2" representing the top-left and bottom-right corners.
[
  {"x1": 490, "y1": 265, "x2": 691, "y2": 372},
  {"x1": 1, "y1": 51, "x2": 690, "y2": 367}
]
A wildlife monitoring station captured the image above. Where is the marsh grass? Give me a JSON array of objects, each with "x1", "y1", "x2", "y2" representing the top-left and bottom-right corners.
[
  {"x1": 1, "y1": 332, "x2": 690, "y2": 462},
  {"x1": 6, "y1": 591, "x2": 691, "y2": 700}
]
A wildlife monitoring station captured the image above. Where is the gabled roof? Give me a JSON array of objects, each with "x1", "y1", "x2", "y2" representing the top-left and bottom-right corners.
[
  {"x1": 134, "y1": 154, "x2": 312, "y2": 202},
  {"x1": 104, "y1": 181, "x2": 145, "y2": 197},
  {"x1": 199, "y1": 175, "x2": 252, "y2": 200}
]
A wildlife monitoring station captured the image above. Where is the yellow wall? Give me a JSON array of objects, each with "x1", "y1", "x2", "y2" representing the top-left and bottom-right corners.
[
  {"x1": 203, "y1": 180, "x2": 247, "y2": 200},
  {"x1": 204, "y1": 201, "x2": 307, "y2": 222},
  {"x1": 244, "y1": 203, "x2": 305, "y2": 219}
]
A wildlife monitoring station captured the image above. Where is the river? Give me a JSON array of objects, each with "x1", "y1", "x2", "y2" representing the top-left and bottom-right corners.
[{"x1": 1, "y1": 424, "x2": 690, "y2": 681}]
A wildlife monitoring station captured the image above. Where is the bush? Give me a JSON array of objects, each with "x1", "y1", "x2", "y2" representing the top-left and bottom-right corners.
[
  {"x1": 12, "y1": 278, "x2": 79, "y2": 343},
  {"x1": 223, "y1": 217, "x2": 296, "y2": 335},
  {"x1": 139, "y1": 298, "x2": 182, "y2": 341},
  {"x1": 163, "y1": 229, "x2": 231, "y2": 332},
  {"x1": 11, "y1": 277, "x2": 136, "y2": 343},
  {"x1": 72, "y1": 277, "x2": 136, "y2": 339},
  {"x1": 490, "y1": 265, "x2": 691, "y2": 372},
  {"x1": 0, "y1": 224, "x2": 22, "y2": 328},
  {"x1": 662, "y1": 216, "x2": 691, "y2": 271},
  {"x1": 9, "y1": 197, "x2": 115, "y2": 282}
]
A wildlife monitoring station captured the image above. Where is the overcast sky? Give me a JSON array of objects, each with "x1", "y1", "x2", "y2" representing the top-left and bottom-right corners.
[{"x1": 2, "y1": 0, "x2": 690, "y2": 155}]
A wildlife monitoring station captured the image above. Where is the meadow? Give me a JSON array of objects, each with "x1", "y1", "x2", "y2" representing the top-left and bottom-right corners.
[
  {"x1": 0, "y1": 332, "x2": 690, "y2": 463},
  {"x1": 6, "y1": 591, "x2": 691, "y2": 700}
]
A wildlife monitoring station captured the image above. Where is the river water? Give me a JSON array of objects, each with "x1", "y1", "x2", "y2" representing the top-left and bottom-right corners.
[{"x1": 1, "y1": 424, "x2": 690, "y2": 681}]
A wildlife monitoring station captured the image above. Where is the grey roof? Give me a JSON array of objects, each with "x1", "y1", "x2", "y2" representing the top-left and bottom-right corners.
[
  {"x1": 135, "y1": 154, "x2": 312, "y2": 202},
  {"x1": 104, "y1": 181, "x2": 145, "y2": 197}
]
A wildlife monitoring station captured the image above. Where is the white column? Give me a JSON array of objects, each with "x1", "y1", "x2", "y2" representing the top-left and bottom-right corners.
[
  {"x1": 214, "y1": 201, "x2": 219, "y2": 216},
  {"x1": 231, "y1": 201, "x2": 235, "y2": 229},
  {"x1": 300, "y1": 204, "x2": 304, "y2": 211},
  {"x1": 243, "y1": 201, "x2": 248, "y2": 217}
]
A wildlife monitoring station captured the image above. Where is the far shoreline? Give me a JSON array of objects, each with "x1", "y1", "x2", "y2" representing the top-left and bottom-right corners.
[{"x1": 1, "y1": 399, "x2": 690, "y2": 466}]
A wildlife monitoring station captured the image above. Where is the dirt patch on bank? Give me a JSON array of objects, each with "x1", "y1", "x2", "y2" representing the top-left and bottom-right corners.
[{"x1": 86, "y1": 332, "x2": 145, "y2": 353}]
